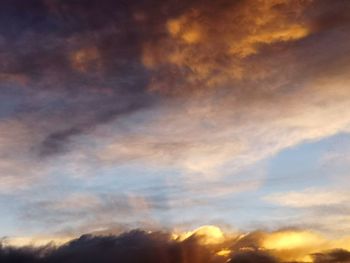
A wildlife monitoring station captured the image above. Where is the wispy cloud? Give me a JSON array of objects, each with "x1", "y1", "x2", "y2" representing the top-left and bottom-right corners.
[{"x1": 264, "y1": 188, "x2": 350, "y2": 208}]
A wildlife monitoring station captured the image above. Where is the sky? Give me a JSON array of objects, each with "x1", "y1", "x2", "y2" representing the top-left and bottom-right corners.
[{"x1": 1, "y1": 0, "x2": 350, "y2": 262}]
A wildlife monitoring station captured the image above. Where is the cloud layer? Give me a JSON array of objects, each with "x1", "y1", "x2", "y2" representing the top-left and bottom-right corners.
[{"x1": 2, "y1": 226, "x2": 350, "y2": 263}]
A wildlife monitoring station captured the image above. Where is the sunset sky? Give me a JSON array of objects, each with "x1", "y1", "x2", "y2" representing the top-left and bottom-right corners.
[{"x1": 1, "y1": 0, "x2": 350, "y2": 262}]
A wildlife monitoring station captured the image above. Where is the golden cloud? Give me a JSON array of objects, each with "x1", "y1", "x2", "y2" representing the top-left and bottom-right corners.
[
  {"x1": 143, "y1": 0, "x2": 312, "y2": 94},
  {"x1": 5, "y1": 225, "x2": 350, "y2": 263}
]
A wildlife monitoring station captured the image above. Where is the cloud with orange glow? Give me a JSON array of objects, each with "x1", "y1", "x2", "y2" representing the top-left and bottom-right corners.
[{"x1": 3, "y1": 226, "x2": 350, "y2": 263}]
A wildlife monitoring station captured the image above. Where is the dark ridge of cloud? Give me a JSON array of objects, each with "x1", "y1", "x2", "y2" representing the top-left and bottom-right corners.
[
  {"x1": 0, "y1": 246, "x2": 37, "y2": 263},
  {"x1": 1, "y1": 229, "x2": 350, "y2": 263},
  {"x1": 36, "y1": 94, "x2": 155, "y2": 157},
  {"x1": 312, "y1": 249, "x2": 350, "y2": 263},
  {"x1": 229, "y1": 251, "x2": 278, "y2": 263},
  {"x1": 38, "y1": 128, "x2": 82, "y2": 156},
  {"x1": 0, "y1": 231, "x2": 221, "y2": 263}
]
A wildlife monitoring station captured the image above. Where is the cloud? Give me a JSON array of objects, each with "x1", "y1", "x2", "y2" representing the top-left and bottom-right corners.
[
  {"x1": 0, "y1": 119, "x2": 50, "y2": 193},
  {"x1": 1, "y1": 0, "x2": 350, "y2": 172},
  {"x1": 20, "y1": 193, "x2": 154, "y2": 235},
  {"x1": 313, "y1": 249, "x2": 350, "y2": 263},
  {"x1": 2, "y1": 0, "x2": 349, "y2": 163},
  {"x1": 230, "y1": 251, "x2": 278, "y2": 263},
  {"x1": 84, "y1": 0, "x2": 350, "y2": 181},
  {"x1": 264, "y1": 188, "x2": 350, "y2": 208},
  {"x1": 0, "y1": 0, "x2": 157, "y2": 157},
  {"x1": 2, "y1": 226, "x2": 350, "y2": 263},
  {"x1": 143, "y1": 0, "x2": 313, "y2": 94},
  {"x1": 94, "y1": 71, "x2": 350, "y2": 179},
  {"x1": 262, "y1": 184, "x2": 350, "y2": 235}
]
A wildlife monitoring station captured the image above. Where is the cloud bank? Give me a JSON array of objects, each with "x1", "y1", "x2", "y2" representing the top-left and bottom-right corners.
[{"x1": 2, "y1": 226, "x2": 350, "y2": 263}]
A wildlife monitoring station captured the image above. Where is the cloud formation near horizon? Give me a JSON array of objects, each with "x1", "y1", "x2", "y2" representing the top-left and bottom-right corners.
[{"x1": 2, "y1": 226, "x2": 350, "y2": 263}]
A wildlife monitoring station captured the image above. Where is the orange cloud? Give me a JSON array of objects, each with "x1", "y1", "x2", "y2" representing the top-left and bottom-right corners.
[
  {"x1": 5, "y1": 225, "x2": 350, "y2": 263},
  {"x1": 143, "y1": 0, "x2": 312, "y2": 94}
]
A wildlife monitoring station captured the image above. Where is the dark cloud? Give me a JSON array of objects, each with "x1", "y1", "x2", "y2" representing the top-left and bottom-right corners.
[
  {"x1": 0, "y1": 0, "x2": 159, "y2": 156},
  {"x1": 0, "y1": 231, "x2": 222, "y2": 263},
  {"x1": 312, "y1": 249, "x2": 350, "y2": 263},
  {"x1": 36, "y1": 94, "x2": 154, "y2": 156},
  {"x1": 0, "y1": 245, "x2": 39, "y2": 263},
  {"x1": 229, "y1": 251, "x2": 278, "y2": 263},
  {"x1": 1, "y1": 229, "x2": 350, "y2": 263},
  {"x1": 38, "y1": 128, "x2": 82, "y2": 156}
]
